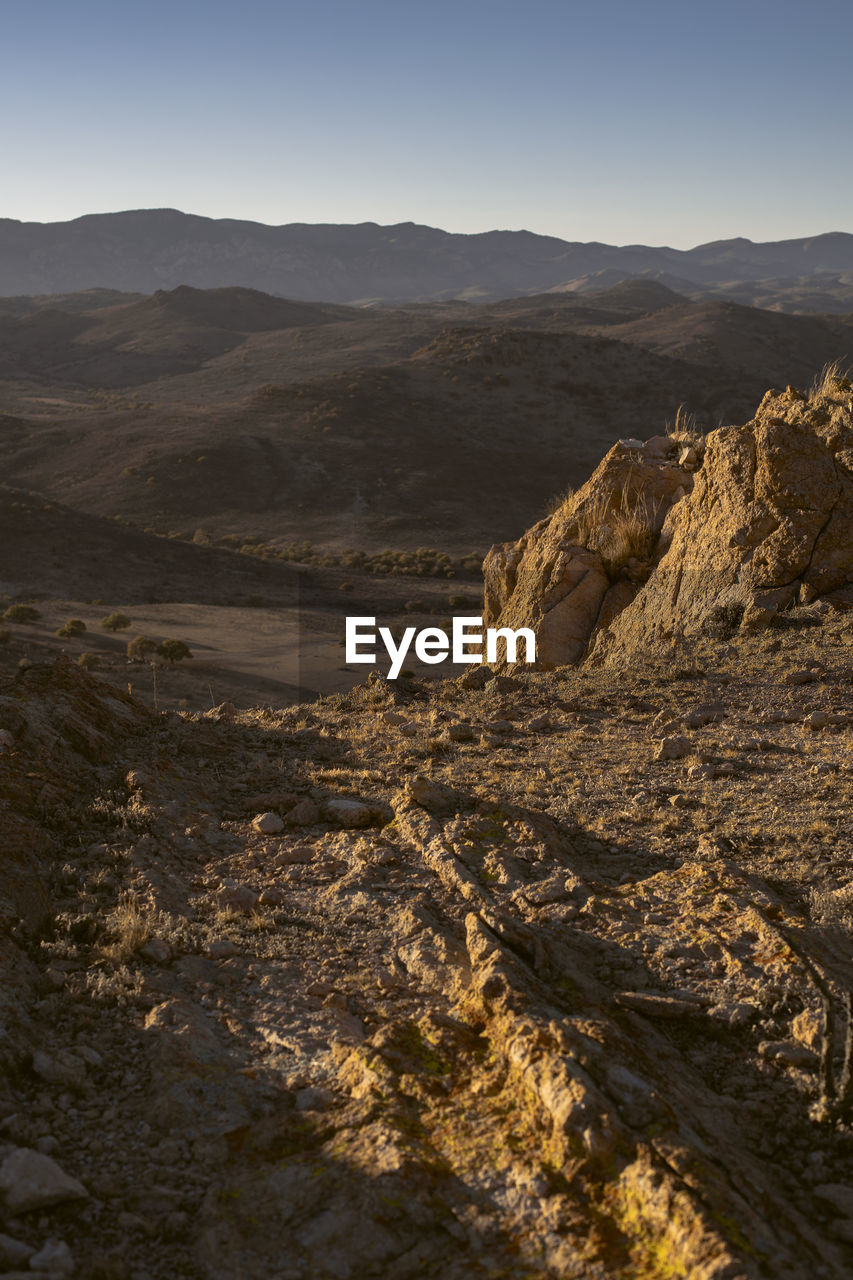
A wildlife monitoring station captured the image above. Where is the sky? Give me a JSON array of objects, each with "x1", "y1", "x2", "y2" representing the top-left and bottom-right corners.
[{"x1": 2, "y1": 0, "x2": 852, "y2": 248}]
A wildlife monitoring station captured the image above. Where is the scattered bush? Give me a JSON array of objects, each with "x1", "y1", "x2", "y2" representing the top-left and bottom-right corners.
[
  {"x1": 127, "y1": 635, "x2": 158, "y2": 662},
  {"x1": 157, "y1": 639, "x2": 193, "y2": 664},
  {"x1": 78, "y1": 652, "x2": 100, "y2": 670},
  {"x1": 811, "y1": 360, "x2": 852, "y2": 402},
  {"x1": 570, "y1": 488, "x2": 661, "y2": 578},
  {"x1": 199, "y1": 533, "x2": 482, "y2": 579},
  {"x1": 100, "y1": 612, "x2": 131, "y2": 632},
  {"x1": 56, "y1": 619, "x2": 87, "y2": 639},
  {"x1": 2, "y1": 604, "x2": 40, "y2": 623}
]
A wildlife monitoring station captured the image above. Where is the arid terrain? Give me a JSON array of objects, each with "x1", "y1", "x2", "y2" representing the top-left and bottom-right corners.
[
  {"x1": 0, "y1": 279, "x2": 851, "y2": 555},
  {"x1": 3, "y1": 373, "x2": 853, "y2": 1277}
]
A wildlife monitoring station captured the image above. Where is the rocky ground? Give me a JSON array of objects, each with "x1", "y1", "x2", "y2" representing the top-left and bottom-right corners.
[{"x1": 3, "y1": 598, "x2": 853, "y2": 1278}]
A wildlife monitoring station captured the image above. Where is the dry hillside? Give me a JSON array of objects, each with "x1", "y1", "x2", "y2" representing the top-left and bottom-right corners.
[
  {"x1": 3, "y1": 381, "x2": 853, "y2": 1276},
  {"x1": 0, "y1": 284, "x2": 850, "y2": 554}
]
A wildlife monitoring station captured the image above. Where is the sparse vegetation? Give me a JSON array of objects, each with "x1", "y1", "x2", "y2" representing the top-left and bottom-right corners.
[
  {"x1": 810, "y1": 359, "x2": 852, "y2": 402},
  {"x1": 126, "y1": 635, "x2": 158, "y2": 662},
  {"x1": 213, "y1": 535, "x2": 483, "y2": 579},
  {"x1": 157, "y1": 638, "x2": 193, "y2": 664},
  {"x1": 100, "y1": 612, "x2": 131, "y2": 632},
  {"x1": 78, "y1": 652, "x2": 100, "y2": 670},
  {"x1": 56, "y1": 618, "x2": 87, "y2": 638},
  {"x1": 564, "y1": 485, "x2": 661, "y2": 577},
  {"x1": 2, "y1": 604, "x2": 40, "y2": 623}
]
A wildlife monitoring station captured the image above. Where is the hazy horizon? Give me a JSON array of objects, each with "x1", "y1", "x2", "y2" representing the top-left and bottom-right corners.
[
  {"x1": 3, "y1": 0, "x2": 852, "y2": 249},
  {"x1": 2, "y1": 206, "x2": 851, "y2": 252}
]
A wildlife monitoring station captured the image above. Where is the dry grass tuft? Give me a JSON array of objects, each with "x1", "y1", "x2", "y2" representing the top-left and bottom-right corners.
[
  {"x1": 103, "y1": 891, "x2": 152, "y2": 961},
  {"x1": 810, "y1": 360, "x2": 852, "y2": 403},
  {"x1": 666, "y1": 403, "x2": 705, "y2": 452},
  {"x1": 569, "y1": 484, "x2": 661, "y2": 577}
]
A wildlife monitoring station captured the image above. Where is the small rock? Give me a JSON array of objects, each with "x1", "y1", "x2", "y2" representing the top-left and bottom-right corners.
[
  {"x1": 687, "y1": 763, "x2": 716, "y2": 781},
  {"x1": 29, "y1": 1238, "x2": 75, "y2": 1277},
  {"x1": 678, "y1": 445, "x2": 697, "y2": 467},
  {"x1": 258, "y1": 887, "x2": 286, "y2": 906},
  {"x1": 325, "y1": 796, "x2": 376, "y2": 828},
  {"x1": 458, "y1": 666, "x2": 493, "y2": 691},
  {"x1": 446, "y1": 722, "x2": 474, "y2": 742},
  {"x1": 206, "y1": 938, "x2": 239, "y2": 959},
  {"x1": 0, "y1": 1148, "x2": 88, "y2": 1214},
  {"x1": 406, "y1": 775, "x2": 455, "y2": 813},
  {"x1": 0, "y1": 729, "x2": 15, "y2": 751},
  {"x1": 252, "y1": 811, "x2": 285, "y2": 835},
  {"x1": 216, "y1": 881, "x2": 259, "y2": 913},
  {"x1": 654, "y1": 735, "x2": 691, "y2": 761},
  {"x1": 32, "y1": 1051, "x2": 86, "y2": 1091},
  {"x1": 741, "y1": 603, "x2": 775, "y2": 630},
  {"x1": 682, "y1": 701, "x2": 725, "y2": 729},
  {"x1": 274, "y1": 845, "x2": 314, "y2": 866},
  {"x1": 527, "y1": 713, "x2": 551, "y2": 732},
  {"x1": 138, "y1": 937, "x2": 171, "y2": 965},
  {"x1": 814, "y1": 1184, "x2": 853, "y2": 1217},
  {"x1": 285, "y1": 798, "x2": 320, "y2": 826},
  {"x1": 0, "y1": 1233, "x2": 34, "y2": 1268},
  {"x1": 792, "y1": 1009, "x2": 822, "y2": 1050},
  {"x1": 786, "y1": 669, "x2": 818, "y2": 686},
  {"x1": 668, "y1": 792, "x2": 688, "y2": 808},
  {"x1": 709, "y1": 1001, "x2": 756, "y2": 1028},
  {"x1": 758, "y1": 1040, "x2": 819, "y2": 1069},
  {"x1": 803, "y1": 711, "x2": 830, "y2": 730}
]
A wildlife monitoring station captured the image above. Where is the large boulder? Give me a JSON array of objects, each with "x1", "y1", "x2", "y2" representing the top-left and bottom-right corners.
[
  {"x1": 482, "y1": 375, "x2": 853, "y2": 667},
  {"x1": 483, "y1": 433, "x2": 694, "y2": 668},
  {"x1": 597, "y1": 381, "x2": 853, "y2": 661}
]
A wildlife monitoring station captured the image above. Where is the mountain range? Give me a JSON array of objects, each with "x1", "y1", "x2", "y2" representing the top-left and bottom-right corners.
[{"x1": 1, "y1": 210, "x2": 852, "y2": 310}]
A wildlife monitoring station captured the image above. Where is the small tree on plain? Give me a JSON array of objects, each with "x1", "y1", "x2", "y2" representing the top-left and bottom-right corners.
[
  {"x1": 157, "y1": 639, "x2": 193, "y2": 664},
  {"x1": 56, "y1": 619, "x2": 86, "y2": 638},
  {"x1": 127, "y1": 635, "x2": 158, "y2": 662},
  {"x1": 101, "y1": 612, "x2": 131, "y2": 632}
]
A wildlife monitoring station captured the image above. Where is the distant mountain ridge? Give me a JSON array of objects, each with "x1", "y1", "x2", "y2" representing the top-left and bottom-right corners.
[{"x1": 1, "y1": 209, "x2": 852, "y2": 309}]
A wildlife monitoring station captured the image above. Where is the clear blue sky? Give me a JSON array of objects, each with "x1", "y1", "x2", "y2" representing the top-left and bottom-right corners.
[{"x1": 2, "y1": 0, "x2": 851, "y2": 247}]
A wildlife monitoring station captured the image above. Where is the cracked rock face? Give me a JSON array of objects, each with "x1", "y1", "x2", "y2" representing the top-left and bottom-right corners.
[{"x1": 483, "y1": 382, "x2": 853, "y2": 668}]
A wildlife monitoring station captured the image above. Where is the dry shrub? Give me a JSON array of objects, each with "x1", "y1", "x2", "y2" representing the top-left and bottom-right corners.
[
  {"x1": 666, "y1": 403, "x2": 706, "y2": 454},
  {"x1": 103, "y1": 891, "x2": 152, "y2": 961},
  {"x1": 569, "y1": 485, "x2": 661, "y2": 577},
  {"x1": 810, "y1": 360, "x2": 852, "y2": 403}
]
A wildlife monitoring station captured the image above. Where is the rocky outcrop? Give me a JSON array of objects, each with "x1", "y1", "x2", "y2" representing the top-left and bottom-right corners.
[
  {"x1": 484, "y1": 432, "x2": 696, "y2": 667},
  {"x1": 484, "y1": 374, "x2": 853, "y2": 667}
]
